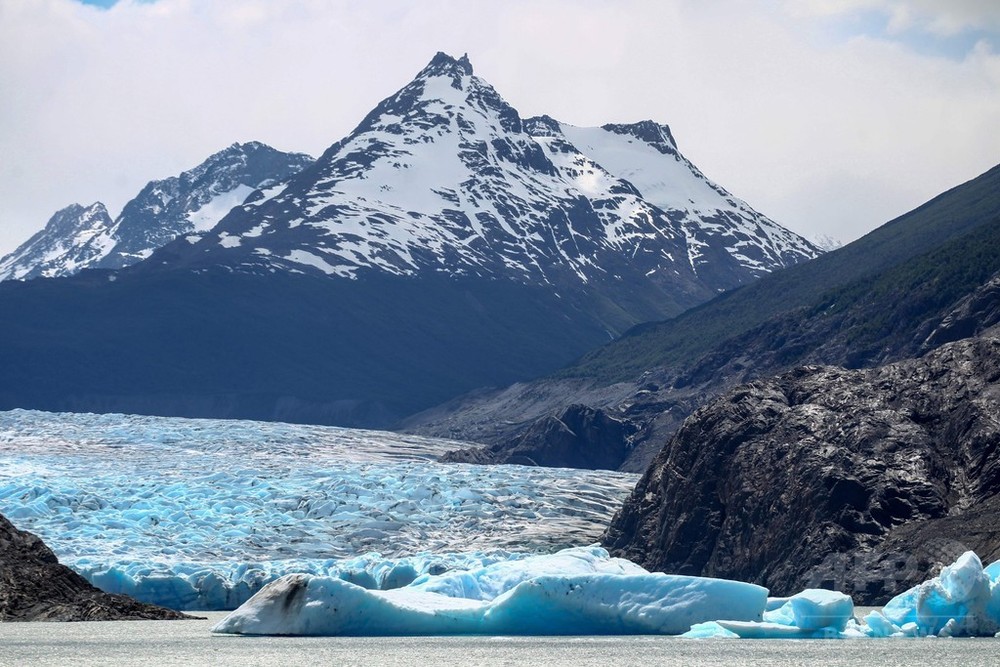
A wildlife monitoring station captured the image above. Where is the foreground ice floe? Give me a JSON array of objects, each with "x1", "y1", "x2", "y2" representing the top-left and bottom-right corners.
[
  {"x1": 213, "y1": 549, "x2": 1000, "y2": 638},
  {"x1": 0, "y1": 410, "x2": 637, "y2": 610},
  {"x1": 212, "y1": 546, "x2": 769, "y2": 636}
]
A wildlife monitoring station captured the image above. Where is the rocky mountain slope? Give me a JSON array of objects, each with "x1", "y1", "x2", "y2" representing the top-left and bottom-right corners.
[
  {"x1": 0, "y1": 142, "x2": 313, "y2": 281},
  {"x1": 0, "y1": 52, "x2": 818, "y2": 427},
  {"x1": 0, "y1": 513, "x2": 190, "y2": 621},
  {"x1": 414, "y1": 163, "x2": 1000, "y2": 469},
  {"x1": 602, "y1": 327, "x2": 1000, "y2": 605},
  {"x1": 0, "y1": 203, "x2": 114, "y2": 282}
]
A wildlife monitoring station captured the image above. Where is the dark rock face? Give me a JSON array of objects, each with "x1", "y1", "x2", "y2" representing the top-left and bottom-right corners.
[
  {"x1": 441, "y1": 404, "x2": 636, "y2": 470},
  {"x1": 919, "y1": 271, "x2": 1000, "y2": 351},
  {"x1": 602, "y1": 331, "x2": 1000, "y2": 604},
  {"x1": 0, "y1": 513, "x2": 190, "y2": 621}
]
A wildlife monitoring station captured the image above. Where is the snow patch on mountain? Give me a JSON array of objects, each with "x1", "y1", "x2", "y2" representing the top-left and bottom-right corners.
[
  {"x1": 188, "y1": 184, "x2": 256, "y2": 232},
  {"x1": 4, "y1": 52, "x2": 819, "y2": 295}
]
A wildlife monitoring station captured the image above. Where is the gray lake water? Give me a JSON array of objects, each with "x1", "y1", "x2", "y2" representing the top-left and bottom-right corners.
[{"x1": 2, "y1": 613, "x2": 999, "y2": 667}]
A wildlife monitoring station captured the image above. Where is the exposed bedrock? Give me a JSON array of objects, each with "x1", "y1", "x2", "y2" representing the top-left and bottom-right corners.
[
  {"x1": 0, "y1": 513, "x2": 192, "y2": 621},
  {"x1": 440, "y1": 404, "x2": 636, "y2": 470},
  {"x1": 603, "y1": 331, "x2": 1000, "y2": 604}
]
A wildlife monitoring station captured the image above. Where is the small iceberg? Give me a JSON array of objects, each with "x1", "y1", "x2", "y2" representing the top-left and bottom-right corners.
[
  {"x1": 212, "y1": 546, "x2": 768, "y2": 636},
  {"x1": 682, "y1": 551, "x2": 1000, "y2": 639},
  {"x1": 683, "y1": 588, "x2": 855, "y2": 639},
  {"x1": 872, "y1": 551, "x2": 1000, "y2": 637}
]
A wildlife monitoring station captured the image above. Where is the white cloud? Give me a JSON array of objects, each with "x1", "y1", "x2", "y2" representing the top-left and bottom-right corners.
[
  {"x1": 790, "y1": 0, "x2": 1000, "y2": 37},
  {"x1": 1, "y1": 0, "x2": 998, "y2": 255}
]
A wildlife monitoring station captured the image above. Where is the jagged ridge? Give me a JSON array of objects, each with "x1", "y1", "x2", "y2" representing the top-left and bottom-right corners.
[
  {"x1": 0, "y1": 142, "x2": 313, "y2": 281},
  {"x1": 152, "y1": 51, "x2": 818, "y2": 299}
]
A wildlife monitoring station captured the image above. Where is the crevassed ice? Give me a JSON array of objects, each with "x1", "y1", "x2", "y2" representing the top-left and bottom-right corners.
[{"x1": 0, "y1": 409, "x2": 637, "y2": 611}]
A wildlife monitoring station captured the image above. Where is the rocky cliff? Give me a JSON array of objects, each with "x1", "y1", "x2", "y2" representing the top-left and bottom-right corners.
[
  {"x1": 440, "y1": 404, "x2": 636, "y2": 470},
  {"x1": 0, "y1": 513, "x2": 191, "y2": 621},
  {"x1": 602, "y1": 329, "x2": 1000, "y2": 604}
]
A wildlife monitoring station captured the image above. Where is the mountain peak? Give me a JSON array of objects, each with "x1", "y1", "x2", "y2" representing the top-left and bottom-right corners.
[
  {"x1": 0, "y1": 201, "x2": 113, "y2": 281},
  {"x1": 419, "y1": 51, "x2": 474, "y2": 80},
  {"x1": 602, "y1": 121, "x2": 678, "y2": 154}
]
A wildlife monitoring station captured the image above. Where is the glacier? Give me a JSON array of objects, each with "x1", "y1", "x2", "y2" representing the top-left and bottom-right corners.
[{"x1": 0, "y1": 409, "x2": 637, "y2": 610}]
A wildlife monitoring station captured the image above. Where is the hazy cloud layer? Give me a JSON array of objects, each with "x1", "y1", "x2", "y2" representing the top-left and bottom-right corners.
[{"x1": 1, "y1": 0, "x2": 998, "y2": 254}]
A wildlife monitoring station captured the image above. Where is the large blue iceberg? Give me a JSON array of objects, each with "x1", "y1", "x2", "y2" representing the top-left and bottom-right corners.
[
  {"x1": 212, "y1": 546, "x2": 768, "y2": 636},
  {"x1": 214, "y1": 548, "x2": 1000, "y2": 638}
]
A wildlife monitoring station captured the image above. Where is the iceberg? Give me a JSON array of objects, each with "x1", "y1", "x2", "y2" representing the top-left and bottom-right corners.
[
  {"x1": 211, "y1": 546, "x2": 1000, "y2": 638},
  {"x1": 870, "y1": 551, "x2": 1000, "y2": 637},
  {"x1": 212, "y1": 546, "x2": 769, "y2": 636},
  {"x1": 680, "y1": 589, "x2": 854, "y2": 639},
  {"x1": 680, "y1": 551, "x2": 1000, "y2": 640}
]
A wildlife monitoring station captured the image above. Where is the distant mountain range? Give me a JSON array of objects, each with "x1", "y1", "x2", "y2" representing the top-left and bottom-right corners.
[
  {"x1": 0, "y1": 142, "x2": 313, "y2": 281},
  {"x1": 0, "y1": 52, "x2": 819, "y2": 425}
]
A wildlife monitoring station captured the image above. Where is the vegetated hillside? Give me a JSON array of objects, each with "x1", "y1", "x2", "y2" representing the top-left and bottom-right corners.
[
  {"x1": 602, "y1": 327, "x2": 1000, "y2": 605},
  {"x1": 677, "y1": 211, "x2": 1000, "y2": 386},
  {"x1": 417, "y1": 163, "x2": 1000, "y2": 469}
]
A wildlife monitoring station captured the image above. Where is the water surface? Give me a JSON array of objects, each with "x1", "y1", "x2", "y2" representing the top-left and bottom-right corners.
[{"x1": 2, "y1": 613, "x2": 998, "y2": 667}]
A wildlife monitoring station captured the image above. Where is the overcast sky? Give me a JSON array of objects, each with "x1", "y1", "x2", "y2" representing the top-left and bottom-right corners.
[{"x1": 1, "y1": 0, "x2": 999, "y2": 255}]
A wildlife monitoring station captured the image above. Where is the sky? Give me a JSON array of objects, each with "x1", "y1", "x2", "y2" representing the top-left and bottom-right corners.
[{"x1": 1, "y1": 0, "x2": 999, "y2": 256}]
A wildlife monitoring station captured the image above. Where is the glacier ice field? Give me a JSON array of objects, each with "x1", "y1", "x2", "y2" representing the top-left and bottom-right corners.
[{"x1": 0, "y1": 409, "x2": 638, "y2": 610}]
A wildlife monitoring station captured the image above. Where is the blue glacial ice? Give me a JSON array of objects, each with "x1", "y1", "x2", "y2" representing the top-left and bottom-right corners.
[
  {"x1": 873, "y1": 551, "x2": 1000, "y2": 637},
  {"x1": 683, "y1": 589, "x2": 856, "y2": 639},
  {"x1": 212, "y1": 547, "x2": 1000, "y2": 638},
  {"x1": 0, "y1": 409, "x2": 638, "y2": 610},
  {"x1": 681, "y1": 552, "x2": 1000, "y2": 640},
  {"x1": 211, "y1": 545, "x2": 769, "y2": 636}
]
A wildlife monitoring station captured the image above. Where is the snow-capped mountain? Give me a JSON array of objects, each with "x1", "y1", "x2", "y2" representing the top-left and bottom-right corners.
[
  {"x1": 0, "y1": 203, "x2": 114, "y2": 281},
  {"x1": 160, "y1": 53, "x2": 819, "y2": 294},
  {"x1": 0, "y1": 142, "x2": 313, "y2": 282}
]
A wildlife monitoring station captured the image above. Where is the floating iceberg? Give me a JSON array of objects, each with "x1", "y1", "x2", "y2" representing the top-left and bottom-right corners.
[
  {"x1": 870, "y1": 551, "x2": 1000, "y2": 637},
  {"x1": 682, "y1": 551, "x2": 1000, "y2": 640},
  {"x1": 0, "y1": 409, "x2": 637, "y2": 610},
  {"x1": 683, "y1": 589, "x2": 855, "y2": 639},
  {"x1": 212, "y1": 546, "x2": 769, "y2": 636},
  {"x1": 215, "y1": 548, "x2": 1000, "y2": 638}
]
